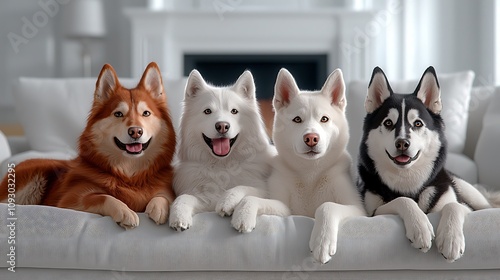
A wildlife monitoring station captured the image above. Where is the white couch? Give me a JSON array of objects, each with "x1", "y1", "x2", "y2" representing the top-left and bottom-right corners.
[{"x1": 1, "y1": 72, "x2": 499, "y2": 279}]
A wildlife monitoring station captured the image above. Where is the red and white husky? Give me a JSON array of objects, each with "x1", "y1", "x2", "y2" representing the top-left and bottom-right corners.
[{"x1": 0, "y1": 62, "x2": 176, "y2": 229}]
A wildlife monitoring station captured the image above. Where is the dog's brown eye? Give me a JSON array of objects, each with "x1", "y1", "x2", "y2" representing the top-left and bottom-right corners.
[
  {"x1": 114, "y1": 111, "x2": 123, "y2": 118},
  {"x1": 293, "y1": 116, "x2": 302, "y2": 123},
  {"x1": 143, "y1": 111, "x2": 151, "y2": 117},
  {"x1": 231, "y1": 109, "x2": 238, "y2": 114},
  {"x1": 414, "y1": 120, "x2": 423, "y2": 127},
  {"x1": 204, "y1": 109, "x2": 212, "y2": 115},
  {"x1": 383, "y1": 119, "x2": 393, "y2": 127},
  {"x1": 320, "y1": 116, "x2": 329, "y2": 123}
]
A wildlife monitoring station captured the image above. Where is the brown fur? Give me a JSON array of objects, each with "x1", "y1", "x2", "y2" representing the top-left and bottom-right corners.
[{"x1": 0, "y1": 62, "x2": 176, "y2": 229}]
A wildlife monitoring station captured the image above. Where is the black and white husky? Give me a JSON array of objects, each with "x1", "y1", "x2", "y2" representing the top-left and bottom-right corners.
[{"x1": 358, "y1": 66, "x2": 498, "y2": 262}]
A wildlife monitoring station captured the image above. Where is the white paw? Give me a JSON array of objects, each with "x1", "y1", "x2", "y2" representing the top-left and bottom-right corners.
[
  {"x1": 168, "y1": 208, "x2": 192, "y2": 232},
  {"x1": 215, "y1": 189, "x2": 245, "y2": 217},
  {"x1": 309, "y1": 221, "x2": 338, "y2": 264},
  {"x1": 111, "y1": 206, "x2": 140, "y2": 230},
  {"x1": 436, "y1": 224, "x2": 465, "y2": 262},
  {"x1": 145, "y1": 197, "x2": 170, "y2": 225},
  {"x1": 404, "y1": 213, "x2": 434, "y2": 252},
  {"x1": 231, "y1": 197, "x2": 258, "y2": 233}
]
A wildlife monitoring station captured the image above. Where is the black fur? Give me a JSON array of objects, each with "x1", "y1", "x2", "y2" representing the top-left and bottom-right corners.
[{"x1": 358, "y1": 66, "x2": 461, "y2": 215}]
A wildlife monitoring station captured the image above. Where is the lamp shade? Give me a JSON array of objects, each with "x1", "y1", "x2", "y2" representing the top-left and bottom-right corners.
[{"x1": 63, "y1": 0, "x2": 106, "y2": 38}]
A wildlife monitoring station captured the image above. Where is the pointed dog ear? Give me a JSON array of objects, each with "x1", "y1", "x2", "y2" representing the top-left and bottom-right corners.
[
  {"x1": 139, "y1": 62, "x2": 164, "y2": 100},
  {"x1": 414, "y1": 66, "x2": 442, "y2": 114},
  {"x1": 365, "y1": 67, "x2": 393, "y2": 113},
  {"x1": 232, "y1": 70, "x2": 256, "y2": 100},
  {"x1": 95, "y1": 64, "x2": 120, "y2": 103},
  {"x1": 185, "y1": 69, "x2": 208, "y2": 99},
  {"x1": 273, "y1": 68, "x2": 300, "y2": 111},
  {"x1": 321, "y1": 68, "x2": 346, "y2": 111}
]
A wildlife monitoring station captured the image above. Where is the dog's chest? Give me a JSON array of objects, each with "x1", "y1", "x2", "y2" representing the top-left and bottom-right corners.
[{"x1": 289, "y1": 176, "x2": 330, "y2": 217}]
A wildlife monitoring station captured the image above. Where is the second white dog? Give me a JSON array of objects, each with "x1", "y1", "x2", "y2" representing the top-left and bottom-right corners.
[{"x1": 218, "y1": 68, "x2": 366, "y2": 264}]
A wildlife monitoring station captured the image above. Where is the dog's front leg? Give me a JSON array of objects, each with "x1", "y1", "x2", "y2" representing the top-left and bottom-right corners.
[
  {"x1": 61, "y1": 193, "x2": 140, "y2": 230},
  {"x1": 309, "y1": 202, "x2": 365, "y2": 264},
  {"x1": 230, "y1": 196, "x2": 291, "y2": 233},
  {"x1": 375, "y1": 197, "x2": 434, "y2": 252},
  {"x1": 145, "y1": 193, "x2": 173, "y2": 225},
  {"x1": 435, "y1": 202, "x2": 471, "y2": 262},
  {"x1": 169, "y1": 194, "x2": 206, "y2": 231},
  {"x1": 216, "y1": 185, "x2": 267, "y2": 217}
]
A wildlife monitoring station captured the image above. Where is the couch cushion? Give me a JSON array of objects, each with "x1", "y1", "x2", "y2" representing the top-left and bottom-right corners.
[
  {"x1": 464, "y1": 86, "x2": 497, "y2": 159},
  {"x1": 14, "y1": 77, "x2": 186, "y2": 154},
  {"x1": 474, "y1": 88, "x2": 500, "y2": 189},
  {"x1": 347, "y1": 70, "x2": 475, "y2": 165},
  {"x1": 1, "y1": 205, "x2": 499, "y2": 273},
  {"x1": 446, "y1": 153, "x2": 477, "y2": 184}
]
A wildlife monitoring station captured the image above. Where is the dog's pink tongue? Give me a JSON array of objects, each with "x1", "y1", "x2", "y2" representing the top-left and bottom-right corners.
[
  {"x1": 395, "y1": 155, "x2": 410, "y2": 163},
  {"x1": 126, "y1": 143, "x2": 143, "y2": 153},
  {"x1": 212, "y1": 138, "x2": 230, "y2": 156}
]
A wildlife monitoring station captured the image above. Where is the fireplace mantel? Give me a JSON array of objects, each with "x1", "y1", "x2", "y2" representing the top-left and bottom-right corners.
[{"x1": 124, "y1": 7, "x2": 381, "y2": 82}]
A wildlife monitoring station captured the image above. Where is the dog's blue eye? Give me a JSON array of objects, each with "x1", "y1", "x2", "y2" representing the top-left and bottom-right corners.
[
  {"x1": 383, "y1": 119, "x2": 393, "y2": 127},
  {"x1": 231, "y1": 109, "x2": 238, "y2": 114},
  {"x1": 414, "y1": 120, "x2": 423, "y2": 127},
  {"x1": 293, "y1": 116, "x2": 302, "y2": 123},
  {"x1": 114, "y1": 111, "x2": 123, "y2": 118},
  {"x1": 143, "y1": 111, "x2": 151, "y2": 117},
  {"x1": 320, "y1": 116, "x2": 329, "y2": 123},
  {"x1": 204, "y1": 109, "x2": 212, "y2": 114}
]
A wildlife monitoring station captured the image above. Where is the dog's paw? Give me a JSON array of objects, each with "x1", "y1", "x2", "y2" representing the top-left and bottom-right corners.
[
  {"x1": 145, "y1": 197, "x2": 169, "y2": 225},
  {"x1": 216, "y1": 189, "x2": 245, "y2": 217},
  {"x1": 111, "y1": 206, "x2": 140, "y2": 230},
  {"x1": 231, "y1": 197, "x2": 258, "y2": 233},
  {"x1": 405, "y1": 213, "x2": 434, "y2": 252},
  {"x1": 436, "y1": 224, "x2": 465, "y2": 262},
  {"x1": 309, "y1": 222, "x2": 337, "y2": 264},
  {"x1": 168, "y1": 210, "x2": 192, "y2": 232}
]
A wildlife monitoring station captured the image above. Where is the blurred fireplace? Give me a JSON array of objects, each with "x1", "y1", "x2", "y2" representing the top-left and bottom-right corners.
[{"x1": 183, "y1": 54, "x2": 327, "y2": 100}]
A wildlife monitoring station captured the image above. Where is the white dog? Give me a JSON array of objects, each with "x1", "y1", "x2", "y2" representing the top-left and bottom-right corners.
[
  {"x1": 169, "y1": 70, "x2": 276, "y2": 231},
  {"x1": 219, "y1": 68, "x2": 366, "y2": 264}
]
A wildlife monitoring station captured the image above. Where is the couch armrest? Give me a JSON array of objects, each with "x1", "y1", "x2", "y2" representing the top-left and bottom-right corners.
[
  {"x1": 7, "y1": 136, "x2": 30, "y2": 155},
  {"x1": 0, "y1": 130, "x2": 12, "y2": 165}
]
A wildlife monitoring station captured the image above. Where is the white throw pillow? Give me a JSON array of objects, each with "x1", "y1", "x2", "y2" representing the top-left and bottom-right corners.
[
  {"x1": 14, "y1": 77, "x2": 186, "y2": 154},
  {"x1": 346, "y1": 70, "x2": 475, "y2": 162},
  {"x1": 14, "y1": 78, "x2": 95, "y2": 153}
]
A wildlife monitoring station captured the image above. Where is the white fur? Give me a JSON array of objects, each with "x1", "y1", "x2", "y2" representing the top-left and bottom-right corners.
[
  {"x1": 374, "y1": 196, "x2": 435, "y2": 252},
  {"x1": 14, "y1": 174, "x2": 47, "y2": 205},
  {"x1": 169, "y1": 70, "x2": 275, "y2": 231},
  {"x1": 228, "y1": 68, "x2": 366, "y2": 264}
]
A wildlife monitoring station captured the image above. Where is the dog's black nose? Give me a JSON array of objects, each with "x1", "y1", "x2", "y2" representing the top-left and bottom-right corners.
[
  {"x1": 395, "y1": 138, "x2": 410, "y2": 151},
  {"x1": 128, "y1": 127, "x2": 143, "y2": 140},
  {"x1": 215, "y1": 122, "x2": 230, "y2": 134}
]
